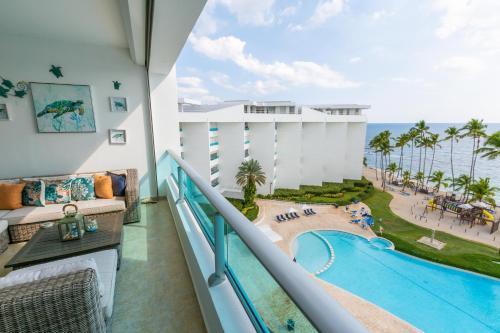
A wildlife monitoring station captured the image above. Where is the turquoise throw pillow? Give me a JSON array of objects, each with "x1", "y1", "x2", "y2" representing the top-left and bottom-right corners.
[
  {"x1": 71, "y1": 176, "x2": 96, "y2": 201},
  {"x1": 22, "y1": 180, "x2": 46, "y2": 207},
  {"x1": 45, "y1": 178, "x2": 73, "y2": 204}
]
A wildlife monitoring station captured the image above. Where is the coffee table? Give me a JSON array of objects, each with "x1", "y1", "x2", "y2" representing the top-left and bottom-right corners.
[{"x1": 5, "y1": 212, "x2": 124, "y2": 270}]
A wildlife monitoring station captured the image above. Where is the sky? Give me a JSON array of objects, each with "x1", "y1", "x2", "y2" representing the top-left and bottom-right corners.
[{"x1": 176, "y1": 0, "x2": 500, "y2": 123}]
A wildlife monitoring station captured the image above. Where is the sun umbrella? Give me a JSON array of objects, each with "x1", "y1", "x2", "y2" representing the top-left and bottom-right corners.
[
  {"x1": 458, "y1": 203, "x2": 473, "y2": 209},
  {"x1": 301, "y1": 204, "x2": 310, "y2": 210},
  {"x1": 471, "y1": 201, "x2": 490, "y2": 209}
]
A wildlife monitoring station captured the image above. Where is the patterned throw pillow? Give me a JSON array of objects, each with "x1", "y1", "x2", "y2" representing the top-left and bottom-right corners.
[
  {"x1": 21, "y1": 180, "x2": 46, "y2": 207},
  {"x1": 45, "y1": 178, "x2": 73, "y2": 204},
  {"x1": 71, "y1": 176, "x2": 96, "y2": 201}
]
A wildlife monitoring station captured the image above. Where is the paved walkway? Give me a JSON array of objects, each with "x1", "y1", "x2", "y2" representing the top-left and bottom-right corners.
[
  {"x1": 255, "y1": 199, "x2": 420, "y2": 333},
  {"x1": 363, "y1": 167, "x2": 500, "y2": 248}
]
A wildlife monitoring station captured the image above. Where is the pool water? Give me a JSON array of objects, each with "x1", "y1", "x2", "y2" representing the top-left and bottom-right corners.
[{"x1": 294, "y1": 231, "x2": 500, "y2": 333}]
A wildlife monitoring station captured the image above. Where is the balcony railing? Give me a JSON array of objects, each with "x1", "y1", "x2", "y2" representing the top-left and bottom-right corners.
[{"x1": 165, "y1": 150, "x2": 368, "y2": 333}]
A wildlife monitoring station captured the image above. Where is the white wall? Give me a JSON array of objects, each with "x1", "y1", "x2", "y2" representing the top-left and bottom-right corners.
[
  {"x1": 324, "y1": 123, "x2": 348, "y2": 183},
  {"x1": 0, "y1": 34, "x2": 156, "y2": 197},
  {"x1": 248, "y1": 122, "x2": 275, "y2": 195},
  {"x1": 344, "y1": 122, "x2": 367, "y2": 180},
  {"x1": 301, "y1": 123, "x2": 325, "y2": 186},
  {"x1": 181, "y1": 123, "x2": 210, "y2": 182},
  {"x1": 218, "y1": 123, "x2": 244, "y2": 191},
  {"x1": 275, "y1": 122, "x2": 302, "y2": 189}
]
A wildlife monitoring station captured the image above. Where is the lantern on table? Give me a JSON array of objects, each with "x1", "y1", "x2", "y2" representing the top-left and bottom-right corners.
[{"x1": 58, "y1": 204, "x2": 84, "y2": 241}]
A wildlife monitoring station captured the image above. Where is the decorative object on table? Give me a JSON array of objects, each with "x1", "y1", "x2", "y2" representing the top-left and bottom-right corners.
[
  {"x1": 109, "y1": 129, "x2": 127, "y2": 144},
  {"x1": 58, "y1": 204, "x2": 84, "y2": 241},
  {"x1": 109, "y1": 96, "x2": 128, "y2": 112},
  {"x1": 44, "y1": 177, "x2": 73, "y2": 204},
  {"x1": 21, "y1": 180, "x2": 46, "y2": 206},
  {"x1": 31, "y1": 82, "x2": 96, "y2": 133},
  {"x1": 49, "y1": 65, "x2": 63, "y2": 78},
  {"x1": 112, "y1": 81, "x2": 121, "y2": 90},
  {"x1": 0, "y1": 103, "x2": 9, "y2": 120},
  {"x1": 83, "y1": 217, "x2": 98, "y2": 233},
  {"x1": 286, "y1": 319, "x2": 295, "y2": 331},
  {"x1": 71, "y1": 176, "x2": 96, "y2": 201},
  {"x1": 0, "y1": 76, "x2": 29, "y2": 98}
]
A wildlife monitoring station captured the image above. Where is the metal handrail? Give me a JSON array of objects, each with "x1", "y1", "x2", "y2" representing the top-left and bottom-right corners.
[{"x1": 168, "y1": 150, "x2": 369, "y2": 333}]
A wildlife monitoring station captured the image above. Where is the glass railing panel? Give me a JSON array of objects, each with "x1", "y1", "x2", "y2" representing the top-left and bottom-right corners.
[
  {"x1": 225, "y1": 226, "x2": 318, "y2": 333},
  {"x1": 183, "y1": 175, "x2": 216, "y2": 244}
]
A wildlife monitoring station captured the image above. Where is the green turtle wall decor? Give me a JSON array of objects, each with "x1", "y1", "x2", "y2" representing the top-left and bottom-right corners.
[
  {"x1": 0, "y1": 76, "x2": 28, "y2": 98},
  {"x1": 113, "y1": 81, "x2": 121, "y2": 90},
  {"x1": 49, "y1": 65, "x2": 63, "y2": 78}
]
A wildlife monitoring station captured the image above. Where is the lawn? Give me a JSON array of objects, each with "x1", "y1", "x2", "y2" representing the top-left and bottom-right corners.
[
  {"x1": 365, "y1": 189, "x2": 500, "y2": 278},
  {"x1": 258, "y1": 178, "x2": 374, "y2": 205},
  {"x1": 226, "y1": 198, "x2": 259, "y2": 221}
]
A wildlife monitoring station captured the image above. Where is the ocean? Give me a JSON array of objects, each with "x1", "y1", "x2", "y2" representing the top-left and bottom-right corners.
[{"x1": 364, "y1": 123, "x2": 500, "y2": 199}]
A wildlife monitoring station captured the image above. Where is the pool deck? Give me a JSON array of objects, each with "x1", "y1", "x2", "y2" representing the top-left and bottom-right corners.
[
  {"x1": 363, "y1": 167, "x2": 500, "y2": 247},
  {"x1": 255, "y1": 199, "x2": 421, "y2": 333}
]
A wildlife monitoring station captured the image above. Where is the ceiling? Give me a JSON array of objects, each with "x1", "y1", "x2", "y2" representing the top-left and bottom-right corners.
[{"x1": 0, "y1": 0, "x2": 128, "y2": 48}]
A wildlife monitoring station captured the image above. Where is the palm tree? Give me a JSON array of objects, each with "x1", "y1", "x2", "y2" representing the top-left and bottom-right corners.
[
  {"x1": 413, "y1": 120, "x2": 429, "y2": 175},
  {"x1": 444, "y1": 126, "x2": 460, "y2": 190},
  {"x1": 407, "y1": 128, "x2": 419, "y2": 176},
  {"x1": 235, "y1": 159, "x2": 267, "y2": 207},
  {"x1": 469, "y1": 178, "x2": 498, "y2": 206},
  {"x1": 426, "y1": 133, "x2": 441, "y2": 185},
  {"x1": 476, "y1": 131, "x2": 500, "y2": 160},
  {"x1": 379, "y1": 135, "x2": 393, "y2": 191},
  {"x1": 386, "y1": 162, "x2": 398, "y2": 184},
  {"x1": 429, "y1": 170, "x2": 446, "y2": 193},
  {"x1": 455, "y1": 174, "x2": 471, "y2": 201},
  {"x1": 394, "y1": 133, "x2": 410, "y2": 180},
  {"x1": 402, "y1": 170, "x2": 411, "y2": 192},
  {"x1": 461, "y1": 119, "x2": 487, "y2": 184},
  {"x1": 369, "y1": 136, "x2": 381, "y2": 180},
  {"x1": 416, "y1": 135, "x2": 433, "y2": 182},
  {"x1": 414, "y1": 171, "x2": 425, "y2": 194}
]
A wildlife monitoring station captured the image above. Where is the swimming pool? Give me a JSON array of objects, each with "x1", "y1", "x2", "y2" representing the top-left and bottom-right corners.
[{"x1": 294, "y1": 231, "x2": 500, "y2": 333}]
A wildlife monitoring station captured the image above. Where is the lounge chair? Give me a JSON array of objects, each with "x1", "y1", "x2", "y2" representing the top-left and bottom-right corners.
[
  {"x1": 303, "y1": 209, "x2": 310, "y2": 216},
  {"x1": 280, "y1": 214, "x2": 288, "y2": 221},
  {"x1": 285, "y1": 213, "x2": 293, "y2": 220},
  {"x1": 276, "y1": 215, "x2": 284, "y2": 222},
  {"x1": 290, "y1": 212, "x2": 299, "y2": 218},
  {"x1": 309, "y1": 208, "x2": 317, "y2": 215}
]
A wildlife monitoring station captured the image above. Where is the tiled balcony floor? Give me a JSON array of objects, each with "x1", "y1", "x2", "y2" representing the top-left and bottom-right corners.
[{"x1": 0, "y1": 201, "x2": 206, "y2": 333}]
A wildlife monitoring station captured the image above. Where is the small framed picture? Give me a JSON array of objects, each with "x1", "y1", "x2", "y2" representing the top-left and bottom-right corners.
[
  {"x1": 0, "y1": 103, "x2": 10, "y2": 120},
  {"x1": 110, "y1": 97, "x2": 128, "y2": 112},
  {"x1": 109, "y1": 129, "x2": 127, "y2": 144}
]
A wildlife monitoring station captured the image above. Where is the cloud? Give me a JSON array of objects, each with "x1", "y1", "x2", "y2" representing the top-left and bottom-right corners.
[
  {"x1": 210, "y1": 72, "x2": 286, "y2": 95},
  {"x1": 371, "y1": 9, "x2": 395, "y2": 21},
  {"x1": 217, "y1": 0, "x2": 275, "y2": 26},
  {"x1": 349, "y1": 56, "x2": 361, "y2": 63},
  {"x1": 177, "y1": 76, "x2": 221, "y2": 104},
  {"x1": 436, "y1": 56, "x2": 484, "y2": 74},
  {"x1": 189, "y1": 34, "x2": 359, "y2": 89},
  {"x1": 433, "y1": 0, "x2": 500, "y2": 53},
  {"x1": 289, "y1": 0, "x2": 346, "y2": 31},
  {"x1": 279, "y1": 3, "x2": 300, "y2": 18}
]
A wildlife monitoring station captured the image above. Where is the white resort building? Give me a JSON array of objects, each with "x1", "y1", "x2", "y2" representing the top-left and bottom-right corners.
[{"x1": 178, "y1": 100, "x2": 370, "y2": 196}]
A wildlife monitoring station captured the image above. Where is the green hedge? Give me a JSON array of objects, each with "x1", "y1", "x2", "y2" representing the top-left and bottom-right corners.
[{"x1": 226, "y1": 198, "x2": 259, "y2": 221}]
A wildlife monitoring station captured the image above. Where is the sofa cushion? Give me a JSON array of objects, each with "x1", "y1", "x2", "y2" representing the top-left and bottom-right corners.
[
  {"x1": 94, "y1": 175, "x2": 113, "y2": 199},
  {"x1": 71, "y1": 176, "x2": 96, "y2": 201},
  {"x1": 107, "y1": 172, "x2": 127, "y2": 196},
  {"x1": 44, "y1": 177, "x2": 73, "y2": 205},
  {"x1": 75, "y1": 198, "x2": 125, "y2": 215},
  {"x1": 6, "y1": 249, "x2": 118, "y2": 319},
  {"x1": 0, "y1": 183, "x2": 25, "y2": 210},
  {"x1": 21, "y1": 180, "x2": 46, "y2": 207},
  {"x1": 3, "y1": 204, "x2": 68, "y2": 225},
  {"x1": 0, "y1": 210, "x2": 10, "y2": 219}
]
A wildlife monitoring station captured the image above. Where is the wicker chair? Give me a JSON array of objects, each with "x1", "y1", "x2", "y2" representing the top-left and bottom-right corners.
[
  {"x1": 6, "y1": 168, "x2": 141, "y2": 243},
  {"x1": 0, "y1": 268, "x2": 108, "y2": 333}
]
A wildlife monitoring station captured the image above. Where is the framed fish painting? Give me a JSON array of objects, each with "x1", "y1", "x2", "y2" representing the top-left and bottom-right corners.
[
  {"x1": 109, "y1": 129, "x2": 127, "y2": 144},
  {"x1": 30, "y1": 82, "x2": 96, "y2": 133},
  {"x1": 109, "y1": 96, "x2": 128, "y2": 112}
]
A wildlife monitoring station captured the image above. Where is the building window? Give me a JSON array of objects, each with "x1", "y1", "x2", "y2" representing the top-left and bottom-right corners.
[
  {"x1": 245, "y1": 149, "x2": 249, "y2": 158},
  {"x1": 210, "y1": 152, "x2": 218, "y2": 161},
  {"x1": 211, "y1": 166, "x2": 219, "y2": 174},
  {"x1": 211, "y1": 179, "x2": 219, "y2": 187}
]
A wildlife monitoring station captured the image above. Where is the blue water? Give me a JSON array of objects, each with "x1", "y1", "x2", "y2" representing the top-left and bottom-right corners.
[
  {"x1": 365, "y1": 123, "x2": 500, "y2": 200},
  {"x1": 295, "y1": 231, "x2": 500, "y2": 333}
]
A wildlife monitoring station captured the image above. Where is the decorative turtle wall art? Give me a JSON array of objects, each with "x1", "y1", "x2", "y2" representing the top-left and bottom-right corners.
[
  {"x1": 49, "y1": 65, "x2": 63, "y2": 78},
  {"x1": 113, "y1": 81, "x2": 121, "y2": 90},
  {"x1": 0, "y1": 76, "x2": 28, "y2": 98}
]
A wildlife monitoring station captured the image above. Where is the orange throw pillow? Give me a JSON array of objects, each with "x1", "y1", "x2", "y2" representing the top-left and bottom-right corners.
[
  {"x1": 94, "y1": 175, "x2": 113, "y2": 199},
  {"x1": 0, "y1": 183, "x2": 25, "y2": 210}
]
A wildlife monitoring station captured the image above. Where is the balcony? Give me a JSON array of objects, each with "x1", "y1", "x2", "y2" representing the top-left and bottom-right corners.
[{"x1": 164, "y1": 151, "x2": 367, "y2": 332}]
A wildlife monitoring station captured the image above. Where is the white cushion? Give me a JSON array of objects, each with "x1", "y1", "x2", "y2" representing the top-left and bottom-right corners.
[
  {"x1": 0, "y1": 210, "x2": 10, "y2": 219},
  {"x1": 3, "y1": 204, "x2": 69, "y2": 225},
  {"x1": 0, "y1": 258, "x2": 103, "y2": 296},
  {"x1": 7, "y1": 250, "x2": 117, "y2": 319},
  {"x1": 75, "y1": 198, "x2": 125, "y2": 215},
  {"x1": 0, "y1": 220, "x2": 7, "y2": 232}
]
